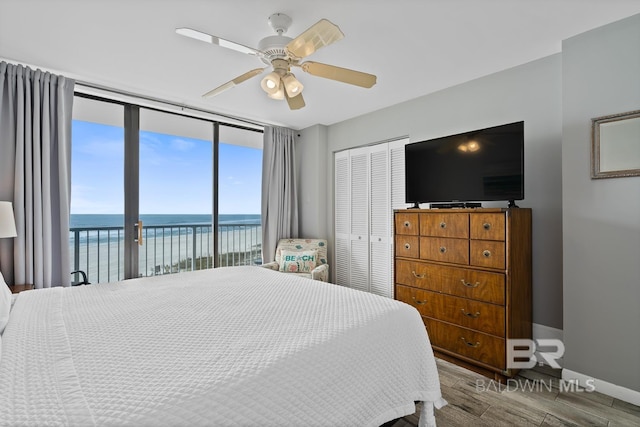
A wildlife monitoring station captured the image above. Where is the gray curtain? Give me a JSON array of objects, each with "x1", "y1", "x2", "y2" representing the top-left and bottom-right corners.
[
  {"x1": 0, "y1": 62, "x2": 75, "y2": 288},
  {"x1": 261, "y1": 126, "x2": 299, "y2": 263}
]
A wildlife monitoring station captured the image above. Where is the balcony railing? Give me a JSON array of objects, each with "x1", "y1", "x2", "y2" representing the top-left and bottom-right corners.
[{"x1": 70, "y1": 223, "x2": 262, "y2": 284}]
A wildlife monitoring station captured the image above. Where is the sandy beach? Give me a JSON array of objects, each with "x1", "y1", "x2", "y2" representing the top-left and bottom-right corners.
[{"x1": 71, "y1": 225, "x2": 262, "y2": 284}]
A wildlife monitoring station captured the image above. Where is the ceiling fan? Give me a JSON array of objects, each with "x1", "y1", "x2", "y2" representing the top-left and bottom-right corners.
[{"x1": 176, "y1": 13, "x2": 377, "y2": 110}]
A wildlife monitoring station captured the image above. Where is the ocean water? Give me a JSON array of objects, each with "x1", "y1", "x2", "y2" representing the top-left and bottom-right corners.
[{"x1": 70, "y1": 213, "x2": 261, "y2": 228}]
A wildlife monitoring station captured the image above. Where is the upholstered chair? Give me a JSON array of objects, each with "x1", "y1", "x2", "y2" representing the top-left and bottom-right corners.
[{"x1": 262, "y1": 238, "x2": 329, "y2": 282}]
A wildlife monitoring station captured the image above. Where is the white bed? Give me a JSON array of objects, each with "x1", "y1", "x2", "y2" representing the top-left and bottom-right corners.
[{"x1": 0, "y1": 266, "x2": 445, "y2": 426}]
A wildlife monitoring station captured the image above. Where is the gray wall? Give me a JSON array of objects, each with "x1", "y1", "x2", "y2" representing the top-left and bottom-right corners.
[
  {"x1": 296, "y1": 124, "x2": 328, "y2": 239},
  {"x1": 298, "y1": 54, "x2": 564, "y2": 330},
  {"x1": 562, "y1": 14, "x2": 640, "y2": 392}
]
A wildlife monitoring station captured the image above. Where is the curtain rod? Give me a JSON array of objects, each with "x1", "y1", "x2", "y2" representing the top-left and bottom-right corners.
[
  {"x1": 75, "y1": 80, "x2": 266, "y2": 132},
  {"x1": 1, "y1": 57, "x2": 271, "y2": 132}
]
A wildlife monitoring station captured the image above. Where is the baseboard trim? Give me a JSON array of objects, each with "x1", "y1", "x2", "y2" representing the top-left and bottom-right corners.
[
  {"x1": 532, "y1": 323, "x2": 563, "y2": 368},
  {"x1": 562, "y1": 368, "x2": 640, "y2": 407},
  {"x1": 532, "y1": 323, "x2": 563, "y2": 340},
  {"x1": 532, "y1": 325, "x2": 640, "y2": 406}
]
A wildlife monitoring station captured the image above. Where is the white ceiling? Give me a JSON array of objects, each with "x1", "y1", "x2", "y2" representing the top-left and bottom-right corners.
[{"x1": 2, "y1": 1, "x2": 640, "y2": 130}]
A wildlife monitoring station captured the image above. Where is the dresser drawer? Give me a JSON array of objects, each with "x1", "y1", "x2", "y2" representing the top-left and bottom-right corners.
[
  {"x1": 470, "y1": 213, "x2": 505, "y2": 241},
  {"x1": 395, "y1": 235, "x2": 420, "y2": 258},
  {"x1": 395, "y1": 260, "x2": 439, "y2": 291},
  {"x1": 395, "y1": 285, "x2": 435, "y2": 317},
  {"x1": 395, "y1": 260, "x2": 505, "y2": 304},
  {"x1": 397, "y1": 285, "x2": 505, "y2": 337},
  {"x1": 420, "y1": 213, "x2": 469, "y2": 238},
  {"x1": 429, "y1": 263, "x2": 505, "y2": 305},
  {"x1": 420, "y1": 237, "x2": 469, "y2": 265},
  {"x1": 424, "y1": 318, "x2": 506, "y2": 369},
  {"x1": 435, "y1": 294, "x2": 505, "y2": 337},
  {"x1": 470, "y1": 240, "x2": 505, "y2": 269},
  {"x1": 395, "y1": 213, "x2": 419, "y2": 235}
]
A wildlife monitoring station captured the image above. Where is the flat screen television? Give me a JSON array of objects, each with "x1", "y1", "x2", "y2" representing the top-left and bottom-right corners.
[{"x1": 405, "y1": 121, "x2": 524, "y2": 207}]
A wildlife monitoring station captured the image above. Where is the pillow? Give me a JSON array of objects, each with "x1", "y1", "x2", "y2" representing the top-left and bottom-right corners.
[
  {"x1": 0, "y1": 272, "x2": 11, "y2": 335},
  {"x1": 279, "y1": 250, "x2": 318, "y2": 273}
]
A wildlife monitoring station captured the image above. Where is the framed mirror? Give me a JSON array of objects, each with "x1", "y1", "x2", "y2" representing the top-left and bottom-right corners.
[{"x1": 591, "y1": 109, "x2": 640, "y2": 179}]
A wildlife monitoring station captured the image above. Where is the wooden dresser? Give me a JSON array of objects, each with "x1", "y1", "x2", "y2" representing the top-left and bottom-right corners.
[{"x1": 394, "y1": 208, "x2": 532, "y2": 381}]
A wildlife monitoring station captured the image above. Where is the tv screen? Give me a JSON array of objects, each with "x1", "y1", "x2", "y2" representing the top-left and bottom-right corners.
[{"x1": 405, "y1": 121, "x2": 524, "y2": 206}]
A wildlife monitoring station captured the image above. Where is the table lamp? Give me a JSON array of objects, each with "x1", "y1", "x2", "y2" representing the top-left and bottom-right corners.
[
  {"x1": 0, "y1": 201, "x2": 17, "y2": 239},
  {"x1": 0, "y1": 201, "x2": 17, "y2": 287}
]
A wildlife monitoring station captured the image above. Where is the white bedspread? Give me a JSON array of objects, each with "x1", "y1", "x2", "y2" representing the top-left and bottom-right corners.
[{"x1": 0, "y1": 266, "x2": 445, "y2": 426}]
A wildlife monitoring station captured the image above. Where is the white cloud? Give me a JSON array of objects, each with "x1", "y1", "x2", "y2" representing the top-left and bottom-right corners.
[{"x1": 171, "y1": 138, "x2": 196, "y2": 151}]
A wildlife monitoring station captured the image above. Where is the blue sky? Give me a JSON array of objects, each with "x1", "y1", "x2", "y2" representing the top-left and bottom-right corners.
[{"x1": 71, "y1": 121, "x2": 262, "y2": 215}]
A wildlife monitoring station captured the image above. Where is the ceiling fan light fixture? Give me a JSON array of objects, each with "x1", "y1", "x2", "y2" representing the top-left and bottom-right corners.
[
  {"x1": 282, "y1": 73, "x2": 303, "y2": 97},
  {"x1": 260, "y1": 72, "x2": 281, "y2": 95},
  {"x1": 267, "y1": 81, "x2": 285, "y2": 100},
  {"x1": 177, "y1": 14, "x2": 377, "y2": 111}
]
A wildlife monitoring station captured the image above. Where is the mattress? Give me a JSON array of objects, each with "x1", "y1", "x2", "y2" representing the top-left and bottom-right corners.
[{"x1": 0, "y1": 266, "x2": 445, "y2": 426}]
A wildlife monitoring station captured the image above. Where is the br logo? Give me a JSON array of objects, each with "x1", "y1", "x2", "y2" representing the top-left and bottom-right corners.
[{"x1": 507, "y1": 339, "x2": 565, "y2": 369}]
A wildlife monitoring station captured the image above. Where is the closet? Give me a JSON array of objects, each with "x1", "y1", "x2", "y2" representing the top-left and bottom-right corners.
[{"x1": 334, "y1": 138, "x2": 408, "y2": 297}]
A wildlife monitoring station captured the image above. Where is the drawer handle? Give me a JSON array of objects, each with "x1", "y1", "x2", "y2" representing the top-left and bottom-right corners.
[
  {"x1": 461, "y1": 337, "x2": 481, "y2": 348},
  {"x1": 412, "y1": 296, "x2": 426, "y2": 305},
  {"x1": 483, "y1": 223, "x2": 491, "y2": 230},
  {"x1": 404, "y1": 221, "x2": 410, "y2": 228},
  {"x1": 439, "y1": 246, "x2": 447, "y2": 254},
  {"x1": 412, "y1": 271, "x2": 425, "y2": 279},
  {"x1": 404, "y1": 243, "x2": 411, "y2": 250},
  {"x1": 461, "y1": 309, "x2": 481, "y2": 319},
  {"x1": 460, "y1": 279, "x2": 480, "y2": 288},
  {"x1": 439, "y1": 222, "x2": 446, "y2": 229},
  {"x1": 482, "y1": 250, "x2": 491, "y2": 258}
]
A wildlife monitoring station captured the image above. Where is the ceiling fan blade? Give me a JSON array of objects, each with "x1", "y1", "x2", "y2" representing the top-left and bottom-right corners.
[
  {"x1": 176, "y1": 28, "x2": 263, "y2": 57},
  {"x1": 202, "y1": 68, "x2": 267, "y2": 98},
  {"x1": 286, "y1": 19, "x2": 344, "y2": 60},
  {"x1": 299, "y1": 61, "x2": 377, "y2": 88},
  {"x1": 285, "y1": 91, "x2": 305, "y2": 110}
]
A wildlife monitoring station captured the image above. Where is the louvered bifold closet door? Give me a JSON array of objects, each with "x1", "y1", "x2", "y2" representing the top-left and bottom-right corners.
[
  {"x1": 369, "y1": 144, "x2": 391, "y2": 297},
  {"x1": 334, "y1": 151, "x2": 350, "y2": 286},
  {"x1": 349, "y1": 147, "x2": 370, "y2": 292},
  {"x1": 389, "y1": 138, "x2": 408, "y2": 210},
  {"x1": 388, "y1": 138, "x2": 409, "y2": 298}
]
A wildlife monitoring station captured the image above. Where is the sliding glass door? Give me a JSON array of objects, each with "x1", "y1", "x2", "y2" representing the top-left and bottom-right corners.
[
  {"x1": 71, "y1": 94, "x2": 262, "y2": 284},
  {"x1": 71, "y1": 97, "x2": 125, "y2": 284},
  {"x1": 217, "y1": 126, "x2": 263, "y2": 267},
  {"x1": 138, "y1": 108, "x2": 214, "y2": 277}
]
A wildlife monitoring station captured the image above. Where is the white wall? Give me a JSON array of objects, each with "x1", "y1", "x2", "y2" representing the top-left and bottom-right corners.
[
  {"x1": 562, "y1": 14, "x2": 640, "y2": 393},
  {"x1": 298, "y1": 54, "x2": 564, "y2": 330}
]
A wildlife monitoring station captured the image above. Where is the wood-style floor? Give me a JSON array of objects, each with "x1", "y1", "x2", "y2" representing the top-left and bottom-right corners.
[{"x1": 388, "y1": 359, "x2": 640, "y2": 426}]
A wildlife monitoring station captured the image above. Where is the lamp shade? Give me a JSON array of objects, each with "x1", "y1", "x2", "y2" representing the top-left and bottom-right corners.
[
  {"x1": 282, "y1": 73, "x2": 303, "y2": 98},
  {"x1": 260, "y1": 72, "x2": 282, "y2": 95},
  {"x1": 267, "y1": 81, "x2": 285, "y2": 100},
  {"x1": 0, "y1": 202, "x2": 17, "y2": 238}
]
